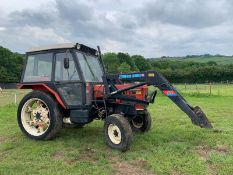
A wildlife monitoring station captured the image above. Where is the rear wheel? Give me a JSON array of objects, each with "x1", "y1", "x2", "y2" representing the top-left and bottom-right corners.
[
  {"x1": 17, "y1": 91, "x2": 62, "y2": 140},
  {"x1": 104, "y1": 114, "x2": 133, "y2": 151},
  {"x1": 130, "y1": 110, "x2": 152, "y2": 132}
]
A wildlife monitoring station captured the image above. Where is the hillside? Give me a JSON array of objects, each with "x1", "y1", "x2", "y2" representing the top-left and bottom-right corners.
[
  {"x1": 152, "y1": 55, "x2": 233, "y2": 65},
  {"x1": 183, "y1": 56, "x2": 233, "y2": 64}
]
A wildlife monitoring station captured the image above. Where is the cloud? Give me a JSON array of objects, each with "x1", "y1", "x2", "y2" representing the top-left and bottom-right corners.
[
  {"x1": 138, "y1": 0, "x2": 233, "y2": 28},
  {"x1": 0, "y1": 27, "x2": 6, "y2": 31},
  {"x1": 1, "y1": 0, "x2": 233, "y2": 57}
]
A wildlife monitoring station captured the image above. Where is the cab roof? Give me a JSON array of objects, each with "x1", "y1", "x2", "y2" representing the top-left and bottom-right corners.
[
  {"x1": 27, "y1": 43, "x2": 98, "y2": 56},
  {"x1": 28, "y1": 43, "x2": 76, "y2": 52}
]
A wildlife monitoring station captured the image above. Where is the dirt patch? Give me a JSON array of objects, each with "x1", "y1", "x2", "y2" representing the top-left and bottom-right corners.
[
  {"x1": 0, "y1": 136, "x2": 7, "y2": 143},
  {"x1": 67, "y1": 148, "x2": 99, "y2": 164},
  {"x1": 0, "y1": 151, "x2": 9, "y2": 162},
  {"x1": 109, "y1": 157, "x2": 155, "y2": 175},
  {"x1": 215, "y1": 145, "x2": 229, "y2": 154},
  {"x1": 196, "y1": 145, "x2": 229, "y2": 159},
  {"x1": 52, "y1": 151, "x2": 64, "y2": 160},
  {"x1": 195, "y1": 145, "x2": 229, "y2": 175},
  {"x1": 196, "y1": 146, "x2": 212, "y2": 160},
  {"x1": 171, "y1": 170, "x2": 183, "y2": 175},
  {"x1": 207, "y1": 164, "x2": 217, "y2": 175},
  {"x1": 131, "y1": 159, "x2": 148, "y2": 168}
]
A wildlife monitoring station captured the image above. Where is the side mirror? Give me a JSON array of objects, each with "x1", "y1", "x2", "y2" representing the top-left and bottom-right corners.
[{"x1": 64, "y1": 57, "x2": 69, "y2": 69}]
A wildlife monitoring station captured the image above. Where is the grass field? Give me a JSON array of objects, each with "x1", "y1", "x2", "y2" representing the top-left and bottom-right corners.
[
  {"x1": 156, "y1": 56, "x2": 233, "y2": 65},
  {"x1": 0, "y1": 85, "x2": 233, "y2": 174},
  {"x1": 182, "y1": 56, "x2": 233, "y2": 65}
]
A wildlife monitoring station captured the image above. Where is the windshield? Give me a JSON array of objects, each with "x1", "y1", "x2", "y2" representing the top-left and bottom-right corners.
[{"x1": 76, "y1": 52, "x2": 103, "y2": 82}]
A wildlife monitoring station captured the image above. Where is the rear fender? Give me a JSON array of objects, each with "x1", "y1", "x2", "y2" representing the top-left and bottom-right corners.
[{"x1": 17, "y1": 83, "x2": 66, "y2": 109}]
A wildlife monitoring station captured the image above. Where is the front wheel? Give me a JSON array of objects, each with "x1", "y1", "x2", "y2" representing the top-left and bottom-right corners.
[
  {"x1": 104, "y1": 114, "x2": 133, "y2": 151},
  {"x1": 130, "y1": 110, "x2": 152, "y2": 132},
  {"x1": 17, "y1": 91, "x2": 62, "y2": 140}
]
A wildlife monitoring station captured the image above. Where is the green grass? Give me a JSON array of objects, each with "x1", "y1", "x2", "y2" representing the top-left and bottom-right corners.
[
  {"x1": 1, "y1": 87, "x2": 233, "y2": 174},
  {"x1": 157, "y1": 56, "x2": 233, "y2": 65}
]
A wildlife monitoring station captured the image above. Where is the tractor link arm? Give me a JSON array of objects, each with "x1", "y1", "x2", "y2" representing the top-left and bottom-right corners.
[
  {"x1": 103, "y1": 71, "x2": 212, "y2": 129},
  {"x1": 102, "y1": 75, "x2": 149, "y2": 105}
]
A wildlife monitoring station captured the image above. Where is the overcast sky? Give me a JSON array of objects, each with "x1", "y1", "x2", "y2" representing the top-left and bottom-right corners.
[{"x1": 1, "y1": 0, "x2": 233, "y2": 57}]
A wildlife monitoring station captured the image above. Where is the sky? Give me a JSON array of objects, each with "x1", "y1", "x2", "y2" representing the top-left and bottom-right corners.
[{"x1": 1, "y1": 0, "x2": 233, "y2": 57}]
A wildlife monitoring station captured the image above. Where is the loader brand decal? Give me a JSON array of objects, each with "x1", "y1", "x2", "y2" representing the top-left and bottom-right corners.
[
  {"x1": 148, "y1": 73, "x2": 155, "y2": 77},
  {"x1": 119, "y1": 73, "x2": 145, "y2": 79},
  {"x1": 162, "y1": 90, "x2": 177, "y2": 96}
]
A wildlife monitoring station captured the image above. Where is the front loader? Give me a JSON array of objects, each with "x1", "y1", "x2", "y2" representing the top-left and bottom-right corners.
[
  {"x1": 17, "y1": 43, "x2": 212, "y2": 151},
  {"x1": 103, "y1": 71, "x2": 212, "y2": 129}
]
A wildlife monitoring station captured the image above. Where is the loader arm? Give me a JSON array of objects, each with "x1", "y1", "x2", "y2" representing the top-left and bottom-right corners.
[{"x1": 103, "y1": 70, "x2": 213, "y2": 129}]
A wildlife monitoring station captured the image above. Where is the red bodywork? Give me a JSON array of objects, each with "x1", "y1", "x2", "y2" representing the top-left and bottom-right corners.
[
  {"x1": 17, "y1": 83, "x2": 66, "y2": 109},
  {"x1": 94, "y1": 84, "x2": 148, "y2": 110},
  {"x1": 18, "y1": 83, "x2": 148, "y2": 110}
]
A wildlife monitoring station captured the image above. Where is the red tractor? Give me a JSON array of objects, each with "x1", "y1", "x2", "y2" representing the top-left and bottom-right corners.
[{"x1": 17, "y1": 43, "x2": 212, "y2": 151}]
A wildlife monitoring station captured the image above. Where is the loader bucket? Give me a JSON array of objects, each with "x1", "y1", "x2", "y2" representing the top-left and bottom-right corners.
[{"x1": 191, "y1": 106, "x2": 213, "y2": 128}]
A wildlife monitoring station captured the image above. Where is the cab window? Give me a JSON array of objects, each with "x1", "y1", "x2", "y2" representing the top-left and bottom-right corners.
[
  {"x1": 55, "y1": 51, "x2": 80, "y2": 81},
  {"x1": 76, "y1": 52, "x2": 103, "y2": 82},
  {"x1": 23, "y1": 53, "x2": 53, "y2": 82}
]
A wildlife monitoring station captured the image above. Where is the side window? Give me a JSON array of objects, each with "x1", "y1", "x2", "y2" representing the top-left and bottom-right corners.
[
  {"x1": 55, "y1": 51, "x2": 80, "y2": 81},
  {"x1": 23, "y1": 53, "x2": 53, "y2": 82}
]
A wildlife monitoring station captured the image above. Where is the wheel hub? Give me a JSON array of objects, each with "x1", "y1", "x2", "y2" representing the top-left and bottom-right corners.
[
  {"x1": 132, "y1": 116, "x2": 144, "y2": 129},
  {"x1": 21, "y1": 98, "x2": 50, "y2": 136},
  {"x1": 108, "y1": 124, "x2": 121, "y2": 144}
]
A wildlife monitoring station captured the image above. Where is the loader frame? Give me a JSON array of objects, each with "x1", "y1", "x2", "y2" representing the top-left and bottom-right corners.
[{"x1": 102, "y1": 71, "x2": 212, "y2": 128}]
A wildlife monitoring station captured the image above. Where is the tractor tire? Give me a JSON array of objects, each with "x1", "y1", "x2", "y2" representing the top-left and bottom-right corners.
[
  {"x1": 17, "y1": 90, "x2": 63, "y2": 140},
  {"x1": 130, "y1": 110, "x2": 152, "y2": 132},
  {"x1": 104, "y1": 114, "x2": 133, "y2": 151}
]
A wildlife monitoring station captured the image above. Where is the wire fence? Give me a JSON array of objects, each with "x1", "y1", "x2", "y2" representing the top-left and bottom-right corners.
[
  {"x1": 0, "y1": 89, "x2": 30, "y2": 107},
  {"x1": 174, "y1": 83, "x2": 233, "y2": 96},
  {"x1": 0, "y1": 83, "x2": 233, "y2": 107}
]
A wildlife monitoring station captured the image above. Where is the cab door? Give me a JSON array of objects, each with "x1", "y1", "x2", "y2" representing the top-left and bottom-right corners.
[{"x1": 54, "y1": 50, "x2": 84, "y2": 108}]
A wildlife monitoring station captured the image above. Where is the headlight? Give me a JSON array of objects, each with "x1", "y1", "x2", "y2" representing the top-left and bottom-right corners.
[{"x1": 76, "y1": 44, "x2": 81, "y2": 49}]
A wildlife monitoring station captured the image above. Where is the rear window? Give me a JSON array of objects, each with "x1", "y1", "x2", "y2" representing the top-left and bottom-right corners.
[{"x1": 23, "y1": 53, "x2": 53, "y2": 82}]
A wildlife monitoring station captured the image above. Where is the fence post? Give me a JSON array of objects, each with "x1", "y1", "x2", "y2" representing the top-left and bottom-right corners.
[
  {"x1": 14, "y1": 94, "x2": 17, "y2": 104},
  {"x1": 209, "y1": 83, "x2": 212, "y2": 95}
]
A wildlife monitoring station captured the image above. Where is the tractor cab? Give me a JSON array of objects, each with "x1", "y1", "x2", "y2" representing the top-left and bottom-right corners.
[{"x1": 20, "y1": 43, "x2": 104, "y2": 108}]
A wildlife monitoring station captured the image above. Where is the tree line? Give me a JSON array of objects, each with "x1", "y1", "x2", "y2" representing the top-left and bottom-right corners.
[
  {"x1": 0, "y1": 45, "x2": 233, "y2": 83},
  {"x1": 0, "y1": 46, "x2": 24, "y2": 83},
  {"x1": 103, "y1": 52, "x2": 233, "y2": 83}
]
